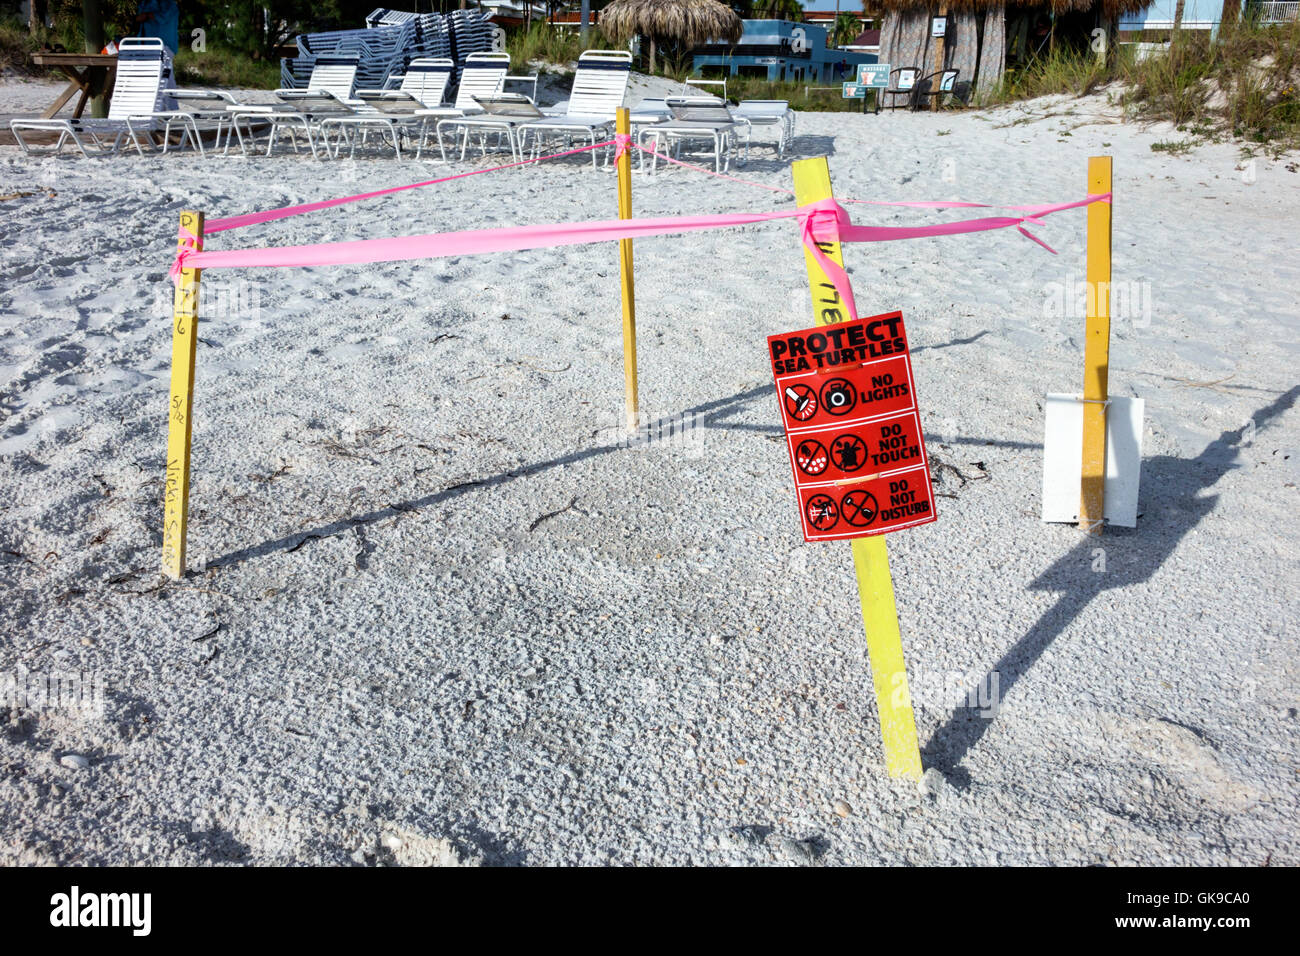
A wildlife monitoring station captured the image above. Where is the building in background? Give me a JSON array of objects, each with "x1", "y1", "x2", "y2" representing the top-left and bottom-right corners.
[
  {"x1": 477, "y1": 0, "x2": 547, "y2": 30},
  {"x1": 842, "y1": 28, "x2": 882, "y2": 57},
  {"x1": 548, "y1": 10, "x2": 603, "y2": 32},
  {"x1": 801, "y1": 11, "x2": 879, "y2": 33},
  {"x1": 1119, "y1": 0, "x2": 1297, "y2": 32},
  {"x1": 692, "y1": 19, "x2": 876, "y2": 84}
]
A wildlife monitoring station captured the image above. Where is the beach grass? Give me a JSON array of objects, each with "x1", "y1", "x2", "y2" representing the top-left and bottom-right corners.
[
  {"x1": 985, "y1": 17, "x2": 1300, "y2": 151},
  {"x1": 508, "y1": 21, "x2": 612, "y2": 67},
  {"x1": 1123, "y1": 16, "x2": 1300, "y2": 148},
  {"x1": 0, "y1": 17, "x2": 45, "y2": 74},
  {"x1": 989, "y1": 45, "x2": 1114, "y2": 102},
  {"x1": 175, "y1": 45, "x2": 281, "y2": 90}
]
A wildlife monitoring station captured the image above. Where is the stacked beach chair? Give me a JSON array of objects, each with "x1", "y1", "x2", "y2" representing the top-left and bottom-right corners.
[{"x1": 281, "y1": 10, "x2": 495, "y2": 98}]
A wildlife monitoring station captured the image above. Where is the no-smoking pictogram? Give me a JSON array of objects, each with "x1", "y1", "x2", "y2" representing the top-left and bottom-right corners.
[{"x1": 795, "y1": 438, "x2": 829, "y2": 476}]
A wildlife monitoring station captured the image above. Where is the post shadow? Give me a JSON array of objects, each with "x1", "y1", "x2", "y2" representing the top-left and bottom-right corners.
[
  {"x1": 204, "y1": 338, "x2": 1040, "y2": 573},
  {"x1": 923, "y1": 385, "x2": 1300, "y2": 787},
  {"x1": 205, "y1": 383, "x2": 778, "y2": 570}
]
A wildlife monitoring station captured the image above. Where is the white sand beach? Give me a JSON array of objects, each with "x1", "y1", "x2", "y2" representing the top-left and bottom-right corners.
[{"x1": 1, "y1": 75, "x2": 1297, "y2": 865}]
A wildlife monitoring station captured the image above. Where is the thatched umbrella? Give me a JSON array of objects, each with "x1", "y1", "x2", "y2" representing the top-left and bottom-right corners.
[{"x1": 601, "y1": 0, "x2": 744, "y2": 75}]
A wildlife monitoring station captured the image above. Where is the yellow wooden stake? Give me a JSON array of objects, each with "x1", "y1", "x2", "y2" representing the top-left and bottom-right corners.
[
  {"x1": 791, "y1": 157, "x2": 923, "y2": 781},
  {"x1": 162, "y1": 210, "x2": 204, "y2": 580},
  {"x1": 616, "y1": 107, "x2": 639, "y2": 433},
  {"x1": 1079, "y1": 156, "x2": 1112, "y2": 536}
]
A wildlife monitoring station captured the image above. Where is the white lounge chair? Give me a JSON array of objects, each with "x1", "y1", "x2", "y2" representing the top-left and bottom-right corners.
[
  {"x1": 9, "y1": 38, "x2": 169, "y2": 157},
  {"x1": 731, "y1": 100, "x2": 795, "y2": 160},
  {"x1": 518, "y1": 50, "x2": 632, "y2": 169},
  {"x1": 421, "y1": 52, "x2": 511, "y2": 161},
  {"x1": 145, "y1": 89, "x2": 243, "y2": 157},
  {"x1": 639, "y1": 96, "x2": 742, "y2": 173},
  {"x1": 626, "y1": 98, "x2": 672, "y2": 170},
  {"x1": 439, "y1": 89, "x2": 554, "y2": 163},
  {"x1": 373, "y1": 57, "x2": 456, "y2": 107},
  {"x1": 321, "y1": 57, "x2": 456, "y2": 159},
  {"x1": 229, "y1": 55, "x2": 363, "y2": 158},
  {"x1": 291, "y1": 54, "x2": 364, "y2": 104}
]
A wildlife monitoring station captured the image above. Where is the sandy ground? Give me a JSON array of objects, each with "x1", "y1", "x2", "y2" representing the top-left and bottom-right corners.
[{"x1": 0, "y1": 76, "x2": 1297, "y2": 866}]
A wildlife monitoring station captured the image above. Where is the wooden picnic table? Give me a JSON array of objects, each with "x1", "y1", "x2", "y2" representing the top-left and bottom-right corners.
[{"x1": 28, "y1": 52, "x2": 118, "y2": 119}]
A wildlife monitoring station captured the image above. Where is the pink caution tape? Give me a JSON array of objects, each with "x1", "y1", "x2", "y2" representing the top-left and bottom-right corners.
[
  {"x1": 171, "y1": 193, "x2": 1111, "y2": 324},
  {"x1": 203, "y1": 139, "x2": 618, "y2": 235},
  {"x1": 795, "y1": 193, "x2": 1109, "y2": 319},
  {"x1": 198, "y1": 135, "x2": 1106, "y2": 238}
]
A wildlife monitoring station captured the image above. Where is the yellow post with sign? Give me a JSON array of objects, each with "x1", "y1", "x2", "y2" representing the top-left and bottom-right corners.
[
  {"x1": 1079, "y1": 156, "x2": 1112, "y2": 535},
  {"x1": 162, "y1": 210, "x2": 204, "y2": 580},
  {"x1": 791, "y1": 157, "x2": 923, "y2": 781},
  {"x1": 616, "y1": 107, "x2": 639, "y2": 434}
]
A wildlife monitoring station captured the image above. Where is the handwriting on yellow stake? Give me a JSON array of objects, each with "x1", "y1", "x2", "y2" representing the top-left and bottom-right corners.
[{"x1": 162, "y1": 210, "x2": 204, "y2": 580}]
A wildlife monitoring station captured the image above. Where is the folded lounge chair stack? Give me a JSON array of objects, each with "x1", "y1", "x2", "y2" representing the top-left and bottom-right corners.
[
  {"x1": 280, "y1": 10, "x2": 494, "y2": 97},
  {"x1": 281, "y1": 24, "x2": 416, "y2": 93},
  {"x1": 366, "y1": 8, "x2": 422, "y2": 28}
]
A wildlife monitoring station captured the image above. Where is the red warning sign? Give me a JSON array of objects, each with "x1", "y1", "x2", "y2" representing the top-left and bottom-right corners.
[
  {"x1": 788, "y1": 411, "x2": 925, "y2": 483},
  {"x1": 769, "y1": 311, "x2": 937, "y2": 541},
  {"x1": 775, "y1": 354, "x2": 915, "y2": 431}
]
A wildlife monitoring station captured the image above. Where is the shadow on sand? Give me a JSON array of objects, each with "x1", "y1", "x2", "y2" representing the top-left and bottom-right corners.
[
  {"x1": 205, "y1": 328, "x2": 1037, "y2": 571},
  {"x1": 923, "y1": 385, "x2": 1299, "y2": 788}
]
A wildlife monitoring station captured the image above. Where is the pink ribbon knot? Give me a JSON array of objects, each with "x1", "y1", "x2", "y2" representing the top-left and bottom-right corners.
[
  {"x1": 796, "y1": 197, "x2": 862, "y2": 323},
  {"x1": 169, "y1": 225, "x2": 200, "y2": 284}
]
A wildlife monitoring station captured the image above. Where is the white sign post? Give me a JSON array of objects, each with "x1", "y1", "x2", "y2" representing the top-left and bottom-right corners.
[{"x1": 1041, "y1": 394, "x2": 1144, "y2": 527}]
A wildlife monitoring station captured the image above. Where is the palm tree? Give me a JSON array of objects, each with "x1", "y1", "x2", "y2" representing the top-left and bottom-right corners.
[
  {"x1": 602, "y1": 0, "x2": 744, "y2": 74},
  {"x1": 753, "y1": 0, "x2": 802, "y2": 20},
  {"x1": 831, "y1": 11, "x2": 859, "y2": 47}
]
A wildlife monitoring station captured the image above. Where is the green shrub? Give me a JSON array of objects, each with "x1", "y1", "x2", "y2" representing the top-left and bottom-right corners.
[
  {"x1": 175, "y1": 45, "x2": 281, "y2": 89},
  {"x1": 984, "y1": 45, "x2": 1113, "y2": 104},
  {"x1": 508, "y1": 22, "x2": 609, "y2": 68},
  {"x1": 981, "y1": 18, "x2": 1300, "y2": 150}
]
